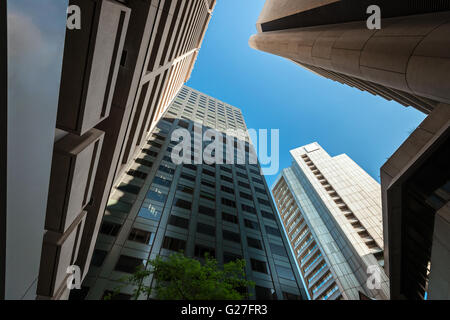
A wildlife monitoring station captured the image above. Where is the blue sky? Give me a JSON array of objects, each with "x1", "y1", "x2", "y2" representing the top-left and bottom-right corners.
[{"x1": 187, "y1": 0, "x2": 426, "y2": 187}]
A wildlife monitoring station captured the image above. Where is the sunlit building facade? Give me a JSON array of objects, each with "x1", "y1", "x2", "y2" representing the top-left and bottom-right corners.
[{"x1": 272, "y1": 143, "x2": 389, "y2": 300}]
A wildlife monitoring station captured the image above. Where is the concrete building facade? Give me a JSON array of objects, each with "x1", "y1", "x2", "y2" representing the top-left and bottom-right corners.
[
  {"x1": 249, "y1": 0, "x2": 450, "y2": 114},
  {"x1": 272, "y1": 143, "x2": 389, "y2": 300},
  {"x1": 2, "y1": 0, "x2": 215, "y2": 300},
  {"x1": 74, "y1": 86, "x2": 307, "y2": 300}
]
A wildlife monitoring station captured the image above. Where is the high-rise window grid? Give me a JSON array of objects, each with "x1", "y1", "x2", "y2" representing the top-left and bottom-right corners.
[
  {"x1": 84, "y1": 86, "x2": 304, "y2": 300},
  {"x1": 273, "y1": 176, "x2": 340, "y2": 300}
]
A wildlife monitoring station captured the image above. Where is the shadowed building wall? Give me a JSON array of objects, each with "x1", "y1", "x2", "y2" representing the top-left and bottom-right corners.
[
  {"x1": 38, "y1": 0, "x2": 216, "y2": 300},
  {"x1": 2, "y1": 0, "x2": 215, "y2": 300},
  {"x1": 380, "y1": 105, "x2": 449, "y2": 300}
]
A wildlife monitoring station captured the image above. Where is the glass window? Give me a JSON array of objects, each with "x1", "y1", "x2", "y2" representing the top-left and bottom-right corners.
[
  {"x1": 247, "y1": 237, "x2": 263, "y2": 250},
  {"x1": 127, "y1": 169, "x2": 148, "y2": 180},
  {"x1": 261, "y1": 210, "x2": 275, "y2": 220},
  {"x1": 168, "y1": 215, "x2": 189, "y2": 229},
  {"x1": 265, "y1": 225, "x2": 281, "y2": 237},
  {"x1": 146, "y1": 189, "x2": 167, "y2": 202},
  {"x1": 223, "y1": 230, "x2": 240, "y2": 243},
  {"x1": 138, "y1": 204, "x2": 162, "y2": 221},
  {"x1": 199, "y1": 205, "x2": 215, "y2": 217},
  {"x1": 91, "y1": 249, "x2": 107, "y2": 267},
  {"x1": 181, "y1": 173, "x2": 196, "y2": 181},
  {"x1": 148, "y1": 141, "x2": 162, "y2": 148},
  {"x1": 239, "y1": 192, "x2": 253, "y2": 200},
  {"x1": 201, "y1": 179, "x2": 215, "y2": 188},
  {"x1": 251, "y1": 259, "x2": 268, "y2": 274},
  {"x1": 258, "y1": 198, "x2": 272, "y2": 207},
  {"x1": 115, "y1": 255, "x2": 145, "y2": 273},
  {"x1": 203, "y1": 169, "x2": 215, "y2": 177},
  {"x1": 221, "y1": 185, "x2": 234, "y2": 194},
  {"x1": 252, "y1": 177, "x2": 264, "y2": 185},
  {"x1": 236, "y1": 172, "x2": 247, "y2": 179},
  {"x1": 222, "y1": 212, "x2": 238, "y2": 224},
  {"x1": 128, "y1": 228, "x2": 154, "y2": 245},
  {"x1": 275, "y1": 264, "x2": 295, "y2": 281},
  {"x1": 221, "y1": 166, "x2": 232, "y2": 173},
  {"x1": 162, "y1": 236, "x2": 186, "y2": 252},
  {"x1": 194, "y1": 245, "x2": 215, "y2": 258},
  {"x1": 152, "y1": 176, "x2": 171, "y2": 187},
  {"x1": 200, "y1": 190, "x2": 215, "y2": 202},
  {"x1": 241, "y1": 204, "x2": 256, "y2": 214},
  {"x1": 197, "y1": 222, "x2": 215, "y2": 236},
  {"x1": 223, "y1": 252, "x2": 242, "y2": 264},
  {"x1": 143, "y1": 149, "x2": 158, "y2": 157},
  {"x1": 173, "y1": 198, "x2": 192, "y2": 210},
  {"x1": 269, "y1": 242, "x2": 288, "y2": 257},
  {"x1": 221, "y1": 175, "x2": 233, "y2": 183},
  {"x1": 221, "y1": 197, "x2": 236, "y2": 208},
  {"x1": 177, "y1": 184, "x2": 194, "y2": 194},
  {"x1": 158, "y1": 164, "x2": 175, "y2": 175},
  {"x1": 254, "y1": 186, "x2": 266, "y2": 194},
  {"x1": 183, "y1": 164, "x2": 198, "y2": 171},
  {"x1": 99, "y1": 221, "x2": 121, "y2": 237},
  {"x1": 178, "y1": 120, "x2": 189, "y2": 129},
  {"x1": 244, "y1": 219, "x2": 259, "y2": 230}
]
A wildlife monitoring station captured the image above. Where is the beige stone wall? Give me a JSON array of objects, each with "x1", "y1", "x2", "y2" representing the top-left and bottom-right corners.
[{"x1": 290, "y1": 143, "x2": 390, "y2": 299}]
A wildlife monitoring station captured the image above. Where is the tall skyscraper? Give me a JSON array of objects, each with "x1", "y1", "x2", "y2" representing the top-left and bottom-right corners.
[
  {"x1": 77, "y1": 86, "x2": 307, "y2": 300},
  {"x1": 249, "y1": 0, "x2": 450, "y2": 114},
  {"x1": 2, "y1": 0, "x2": 215, "y2": 299},
  {"x1": 272, "y1": 143, "x2": 389, "y2": 300},
  {"x1": 250, "y1": 0, "x2": 450, "y2": 300}
]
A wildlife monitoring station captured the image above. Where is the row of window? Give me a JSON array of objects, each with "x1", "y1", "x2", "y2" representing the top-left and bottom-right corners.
[{"x1": 100, "y1": 216, "x2": 287, "y2": 258}]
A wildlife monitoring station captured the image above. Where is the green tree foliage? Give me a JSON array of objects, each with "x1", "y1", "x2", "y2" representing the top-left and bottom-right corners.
[{"x1": 105, "y1": 253, "x2": 254, "y2": 300}]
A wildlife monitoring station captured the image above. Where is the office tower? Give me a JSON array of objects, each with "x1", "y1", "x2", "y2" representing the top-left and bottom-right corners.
[
  {"x1": 272, "y1": 143, "x2": 390, "y2": 300},
  {"x1": 2, "y1": 0, "x2": 215, "y2": 299},
  {"x1": 251, "y1": 0, "x2": 450, "y2": 300},
  {"x1": 249, "y1": 0, "x2": 450, "y2": 114},
  {"x1": 77, "y1": 86, "x2": 307, "y2": 300}
]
